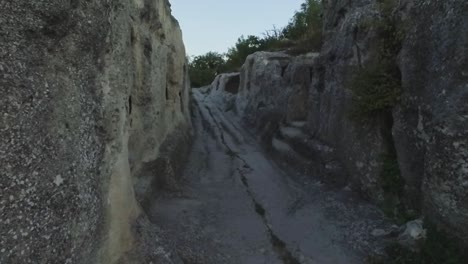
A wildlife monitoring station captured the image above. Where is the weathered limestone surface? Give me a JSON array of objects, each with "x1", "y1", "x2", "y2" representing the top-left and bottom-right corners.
[
  {"x1": 235, "y1": 52, "x2": 319, "y2": 139},
  {"x1": 207, "y1": 72, "x2": 240, "y2": 111},
  {"x1": 394, "y1": 0, "x2": 468, "y2": 243},
  {"x1": 208, "y1": 0, "x2": 468, "y2": 246},
  {"x1": 0, "y1": 0, "x2": 191, "y2": 263},
  {"x1": 313, "y1": 0, "x2": 390, "y2": 199}
]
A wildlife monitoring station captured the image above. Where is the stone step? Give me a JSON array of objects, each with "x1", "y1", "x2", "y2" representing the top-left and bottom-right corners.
[
  {"x1": 272, "y1": 135, "x2": 347, "y2": 186},
  {"x1": 279, "y1": 126, "x2": 307, "y2": 141},
  {"x1": 272, "y1": 137, "x2": 294, "y2": 154},
  {"x1": 276, "y1": 125, "x2": 335, "y2": 163},
  {"x1": 289, "y1": 121, "x2": 307, "y2": 128},
  {"x1": 272, "y1": 136, "x2": 310, "y2": 164}
]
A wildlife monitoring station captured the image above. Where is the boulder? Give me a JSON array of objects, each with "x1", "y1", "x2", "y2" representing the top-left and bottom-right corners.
[{"x1": 397, "y1": 219, "x2": 427, "y2": 249}]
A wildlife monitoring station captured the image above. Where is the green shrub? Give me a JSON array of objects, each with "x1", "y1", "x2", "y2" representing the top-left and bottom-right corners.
[
  {"x1": 223, "y1": 35, "x2": 265, "y2": 72},
  {"x1": 223, "y1": 0, "x2": 323, "y2": 70},
  {"x1": 282, "y1": 0, "x2": 322, "y2": 42},
  {"x1": 350, "y1": 0, "x2": 404, "y2": 119},
  {"x1": 349, "y1": 63, "x2": 402, "y2": 119},
  {"x1": 285, "y1": 31, "x2": 322, "y2": 55},
  {"x1": 283, "y1": 0, "x2": 322, "y2": 55},
  {"x1": 260, "y1": 27, "x2": 295, "y2": 52}
]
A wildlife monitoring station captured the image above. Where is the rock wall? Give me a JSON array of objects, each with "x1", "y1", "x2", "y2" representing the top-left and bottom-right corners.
[
  {"x1": 319, "y1": 0, "x2": 468, "y2": 246},
  {"x1": 394, "y1": 0, "x2": 467, "y2": 243},
  {"x1": 207, "y1": 72, "x2": 240, "y2": 111},
  {"x1": 0, "y1": 0, "x2": 191, "y2": 263},
  {"x1": 208, "y1": 0, "x2": 467, "y2": 246},
  {"x1": 236, "y1": 52, "x2": 318, "y2": 143},
  {"x1": 313, "y1": 0, "x2": 389, "y2": 200}
]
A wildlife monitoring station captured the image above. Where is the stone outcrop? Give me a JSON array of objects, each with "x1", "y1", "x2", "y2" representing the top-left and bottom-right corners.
[
  {"x1": 0, "y1": 0, "x2": 191, "y2": 263},
  {"x1": 207, "y1": 72, "x2": 240, "y2": 111},
  {"x1": 207, "y1": 0, "x2": 467, "y2": 247},
  {"x1": 236, "y1": 52, "x2": 316, "y2": 142}
]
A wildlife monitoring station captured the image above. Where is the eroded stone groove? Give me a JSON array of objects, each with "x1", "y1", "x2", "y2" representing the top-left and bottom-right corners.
[
  {"x1": 204, "y1": 103, "x2": 302, "y2": 264},
  {"x1": 238, "y1": 168, "x2": 301, "y2": 264}
]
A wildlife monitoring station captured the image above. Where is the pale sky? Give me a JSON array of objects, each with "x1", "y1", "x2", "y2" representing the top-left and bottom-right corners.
[{"x1": 170, "y1": 0, "x2": 303, "y2": 57}]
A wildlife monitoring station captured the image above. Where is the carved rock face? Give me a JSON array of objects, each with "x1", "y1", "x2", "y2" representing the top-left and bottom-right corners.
[
  {"x1": 0, "y1": 0, "x2": 191, "y2": 263},
  {"x1": 207, "y1": 0, "x2": 467, "y2": 248}
]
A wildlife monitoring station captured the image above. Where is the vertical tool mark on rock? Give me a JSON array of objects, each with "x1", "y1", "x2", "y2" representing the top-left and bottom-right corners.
[{"x1": 128, "y1": 96, "x2": 132, "y2": 114}]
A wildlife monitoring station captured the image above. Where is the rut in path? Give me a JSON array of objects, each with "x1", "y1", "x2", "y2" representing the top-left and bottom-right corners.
[
  {"x1": 204, "y1": 102, "x2": 301, "y2": 264},
  {"x1": 148, "y1": 90, "x2": 392, "y2": 264}
]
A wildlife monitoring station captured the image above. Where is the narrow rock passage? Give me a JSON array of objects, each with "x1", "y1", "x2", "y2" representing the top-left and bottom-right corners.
[{"x1": 148, "y1": 90, "x2": 391, "y2": 264}]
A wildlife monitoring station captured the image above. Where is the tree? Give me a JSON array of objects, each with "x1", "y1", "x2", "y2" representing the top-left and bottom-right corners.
[
  {"x1": 189, "y1": 52, "x2": 226, "y2": 87},
  {"x1": 190, "y1": 52, "x2": 225, "y2": 70},
  {"x1": 282, "y1": 0, "x2": 322, "y2": 48},
  {"x1": 188, "y1": 0, "x2": 324, "y2": 86},
  {"x1": 224, "y1": 35, "x2": 264, "y2": 71}
]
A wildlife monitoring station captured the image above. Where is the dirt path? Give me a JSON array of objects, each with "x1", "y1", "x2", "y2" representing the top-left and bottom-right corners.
[{"x1": 148, "y1": 90, "x2": 392, "y2": 264}]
